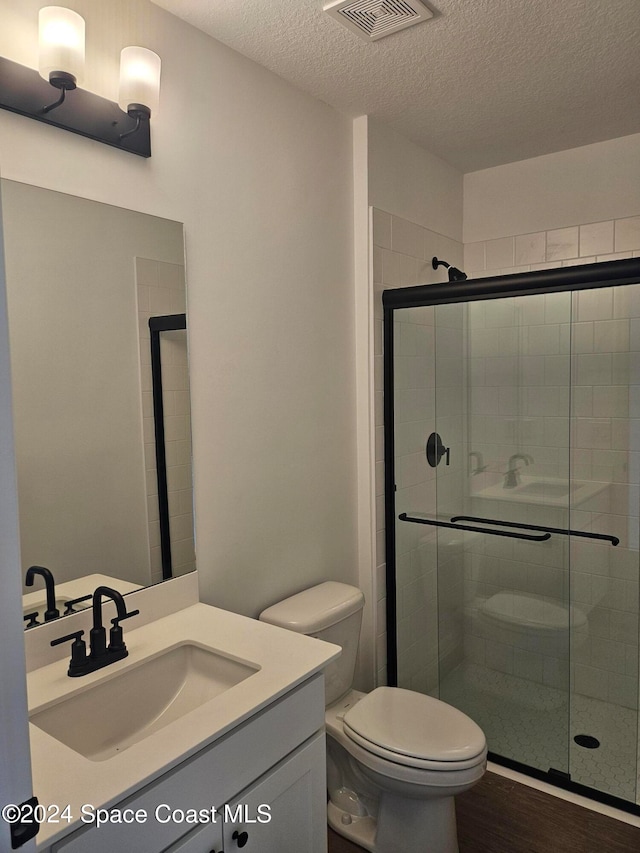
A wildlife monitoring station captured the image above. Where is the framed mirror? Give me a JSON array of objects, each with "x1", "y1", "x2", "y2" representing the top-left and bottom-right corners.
[{"x1": 0, "y1": 180, "x2": 194, "y2": 627}]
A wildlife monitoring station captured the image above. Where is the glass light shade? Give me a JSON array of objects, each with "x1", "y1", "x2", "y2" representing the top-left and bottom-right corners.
[
  {"x1": 119, "y1": 47, "x2": 161, "y2": 116},
  {"x1": 38, "y1": 6, "x2": 85, "y2": 84}
]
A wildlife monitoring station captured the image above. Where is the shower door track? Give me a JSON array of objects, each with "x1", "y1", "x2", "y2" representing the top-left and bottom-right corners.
[{"x1": 383, "y1": 257, "x2": 640, "y2": 815}]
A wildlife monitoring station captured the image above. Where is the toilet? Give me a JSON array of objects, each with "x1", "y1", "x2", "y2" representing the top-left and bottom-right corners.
[
  {"x1": 479, "y1": 591, "x2": 588, "y2": 658},
  {"x1": 260, "y1": 582, "x2": 487, "y2": 853}
]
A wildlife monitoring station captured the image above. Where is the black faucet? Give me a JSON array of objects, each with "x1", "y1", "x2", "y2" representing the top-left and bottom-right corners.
[
  {"x1": 51, "y1": 586, "x2": 139, "y2": 677},
  {"x1": 25, "y1": 565, "x2": 59, "y2": 621},
  {"x1": 504, "y1": 453, "x2": 533, "y2": 488}
]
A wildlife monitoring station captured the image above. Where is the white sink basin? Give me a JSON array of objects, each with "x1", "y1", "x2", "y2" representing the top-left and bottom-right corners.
[
  {"x1": 473, "y1": 477, "x2": 607, "y2": 507},
  {"x1": 30, "y1": 643, "x2": 260, "y2": 761}
]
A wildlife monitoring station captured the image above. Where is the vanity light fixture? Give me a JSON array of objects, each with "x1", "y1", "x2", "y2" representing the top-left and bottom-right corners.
[
  {"x1": 38, "y1": 6, "x2": 85, "y2": 110},
  {"x1": 118, "y1": 46, "x2": 161, "y2": 141},
  {"x1": 0, "y1": 6, "x2": 159, "y2": 157}
]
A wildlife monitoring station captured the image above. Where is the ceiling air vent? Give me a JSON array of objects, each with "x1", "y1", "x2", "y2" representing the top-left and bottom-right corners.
[{"x1": 323, "y1": 0, "x2": 434, "y2": 42}]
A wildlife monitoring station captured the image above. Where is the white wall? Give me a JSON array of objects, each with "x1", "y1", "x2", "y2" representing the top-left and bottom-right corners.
[
  {"x1": 369, "y1": 119, "x2": 463, "y2": 242},
  {"x1": 0, "y1": 0, "x2": 358, "y2": 619},
  {"x1": 464, "y1": 133, "x2": 640, "y2": 243}
]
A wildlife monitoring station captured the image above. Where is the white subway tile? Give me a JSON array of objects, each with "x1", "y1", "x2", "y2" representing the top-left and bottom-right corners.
[
  {"x1": 373, "y1": 209, "x2": 392, "y2": 249},
  {"x1": 485, "y1": 237, "x2": 514, "y2": 269},
  {"x1": 576, "y1": 353, "x2": 612, "y2": 385},
  {"x1": 596, "y1": 252, "x2": 634, "y2": 262},
  {"x1": 561, "y1": 256, "x2": 596, "y2": 266},
  {"x1": 157, "y1": 262, "x2": 185, "y2": 290},
  {"x1": 171, "y1": 289, "x2": 186, "y2": 313},
  {"x1": 576, "y1": 288, "x2": 613, "y2": 321},
  {"x1": 530, "y1": 261, "x2": 557, "y2": 271},
  {"x1": 392, "y1": 216, "x2": 425, "y2": 258},
  {"x1": 571, "y1": 385, "x2": 592, "y2": 416},
  {"x1": 149, "y1": 287, "x2": 173, "y2": 314},
  {"x1": 399, "y1": 253, "x2": 419, "y2": 287},
  {"x1": 373, "y1": 246, "x2": 383, "y2": 284},
  {"x1": 515, "y1": 232, "x2": 546, "y2": 265},
  {"x1": 544, "y1": 355, "x2": 570, "y2": 385},
  {"x1": 464, "y1": 241, "x2": 485, "y2": 270},
  {"x1": 544, "y1": 292, "x2": 571, "y2": 323},
  {"x1": 580, "y1": 221, "x2": 614, "y2": 256},
  {"x1": 381, "y1": 249, "x2": 401, "y2": 286},
  {"x1": 546, "y1": 226, "x2": 579, "y2": 261},
  {"x1": 593, "y1": 318, "x2": 630, "y2": 353},
  {"x1": 527, "y1": 324, "x2": 560, "y2": 355},
  {"x1": 520, "y1": 293, "x2": 545, "y2": 325},
  {"x1": 615, "y1": 216, "x2": 640, "y2": 252},
  {"x1": 136, "y1": 284, "x2": 150, "y2": 312},
  {"x1": 572, "y1": 321, "x2": 593, "y2": 353},
  {"x1": 135, "y1": 257, "x2": 159, "y2": 287}
]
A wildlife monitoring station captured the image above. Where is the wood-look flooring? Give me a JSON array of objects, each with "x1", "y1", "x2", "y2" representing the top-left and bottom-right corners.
[{"x1": 327, "y1": 771, "x2": 640, "y2": 853}]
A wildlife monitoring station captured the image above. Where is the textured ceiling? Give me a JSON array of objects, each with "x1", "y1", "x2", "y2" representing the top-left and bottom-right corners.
[{"x1": 152, "y1": 0, "x2": 640, "y2": 171}]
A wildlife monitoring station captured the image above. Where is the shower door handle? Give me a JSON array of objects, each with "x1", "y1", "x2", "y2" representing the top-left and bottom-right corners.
[
  {"x1": 451, "y1": 515, "x2": 620, "y2": 546},
  {"x1": 426, "y1": 433, "x2": 450, "y2": 467},
  {"x1": 398, "y1": 513, "x2": 551, "y2": 542}
]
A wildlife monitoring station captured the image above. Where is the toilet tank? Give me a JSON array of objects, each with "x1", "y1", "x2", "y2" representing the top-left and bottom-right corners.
[{"x1": 259, "y1": 582, "x2": 364, "y2": 705}]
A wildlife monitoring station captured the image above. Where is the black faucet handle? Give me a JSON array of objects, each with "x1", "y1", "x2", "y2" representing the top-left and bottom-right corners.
[
  {"x1": 63, "y1": 594, "x2": 92, "y2": 615},
  {"x1": 112, "y1": 608, "x2": 140, "y2": 626},
  {"x1": 108, "y1": 609, "x2": 139, "y2": 653},
  {"x1": 51, "y1": 629, "x2": 85, "y2": 648},
  {"x1": 51, "y1": 629, "x2": 88, "y2": 674},
  {"x1": 23, "y1": 612, "x2": 40, "y2": 628}
]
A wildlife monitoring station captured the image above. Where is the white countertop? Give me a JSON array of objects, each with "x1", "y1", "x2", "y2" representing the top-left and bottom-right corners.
[{"x1": 28, "y1": 603, "x2": 340, "y2": 848}]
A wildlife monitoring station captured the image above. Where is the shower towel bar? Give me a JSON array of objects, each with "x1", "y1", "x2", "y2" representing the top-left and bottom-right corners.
[
  {"x1": 450, "y1": 515, "x2": 619, "y2": 546},
  {"x1": 398, "y1": 513, "x2": 551, "y2": 542}
]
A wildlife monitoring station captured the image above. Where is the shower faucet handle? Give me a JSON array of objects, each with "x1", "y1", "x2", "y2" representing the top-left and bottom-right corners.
[{"x1": 426, "y1": 433, "x2": 450, "y2": 467}]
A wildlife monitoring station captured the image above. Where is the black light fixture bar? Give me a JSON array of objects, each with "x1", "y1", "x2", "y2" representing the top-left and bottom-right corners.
[{"x1": 0, "y1": 55, "x2": 150, "y2": 158}]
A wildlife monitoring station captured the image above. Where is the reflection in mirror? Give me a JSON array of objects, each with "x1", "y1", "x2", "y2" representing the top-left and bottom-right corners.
[
  {"x1": 0, "y1": 180, "x2": 195, "y2": 627},
  {"x1": 149, "y1": 314, "x2": 194, "y2": 579}
]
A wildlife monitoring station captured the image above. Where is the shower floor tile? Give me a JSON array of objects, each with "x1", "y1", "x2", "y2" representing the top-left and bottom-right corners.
[{"x1": 439, "y1": 662, "x2": 638, "y2": 804}]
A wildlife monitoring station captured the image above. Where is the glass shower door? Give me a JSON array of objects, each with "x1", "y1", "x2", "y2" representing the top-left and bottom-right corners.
[
  {"x1": 388, "y1": 270, "x2": 640, "y2": 806},
  {"x1": 433, "y1": 292, "x2": 573, "y2": 779},
  {"x1": 566, "y1": 285, "x2": 639, "y2": 803}
]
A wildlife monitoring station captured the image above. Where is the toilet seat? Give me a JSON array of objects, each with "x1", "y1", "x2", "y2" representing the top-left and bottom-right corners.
[{"x1": 342, "y1": 687, "x2": 486, "y2": 772}]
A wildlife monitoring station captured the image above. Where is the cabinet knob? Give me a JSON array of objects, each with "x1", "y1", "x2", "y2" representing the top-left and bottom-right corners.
[{"x1": 232, "y1": 829, "x2": 249, "y2": 847}]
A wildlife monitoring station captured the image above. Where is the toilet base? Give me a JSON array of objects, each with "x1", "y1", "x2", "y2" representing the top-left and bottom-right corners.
[
  {"x1": 328, "y1": 801, "x2": 377, "y2": 852},
  {"x1": 328, "y1": 793, "x2": 459, "y2": 853}
]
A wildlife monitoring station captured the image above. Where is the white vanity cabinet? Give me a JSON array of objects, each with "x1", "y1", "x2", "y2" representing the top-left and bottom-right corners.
[
  {"x1": 165, "y1": 733, "x2": 325, "y2": 853},
  {"x1": 48, "y1": 675, "x2": 327, "y2": 853}
]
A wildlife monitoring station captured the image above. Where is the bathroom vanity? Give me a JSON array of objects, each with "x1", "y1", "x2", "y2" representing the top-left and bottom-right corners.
[{"x1": 27, "y1": 603, "x2": 339, "y2": 852}]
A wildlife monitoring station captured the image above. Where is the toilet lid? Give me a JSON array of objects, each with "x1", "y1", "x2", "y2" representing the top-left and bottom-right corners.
[{"x1": 343, "y1": 687, "x2": 486, "y2": 765}]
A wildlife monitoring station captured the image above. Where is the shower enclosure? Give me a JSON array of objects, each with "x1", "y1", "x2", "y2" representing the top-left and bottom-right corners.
[{"x1": 384, "y1": 258, "x2": 640, "y2": 810}]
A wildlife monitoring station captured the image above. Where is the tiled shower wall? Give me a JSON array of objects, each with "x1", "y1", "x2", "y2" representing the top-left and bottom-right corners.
[
  {"x1": 464, "y1": 216, "x2": 640, "y2": 279},
  {"x1": 372, "y1": 208, "x2": 464, "y2": 688},
  {"x1": 462, "y1": 216, "x2": 640, "y2": 709},
  {"x1": 136, "y1": 258, "x2": 195, "y2": 586}
]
